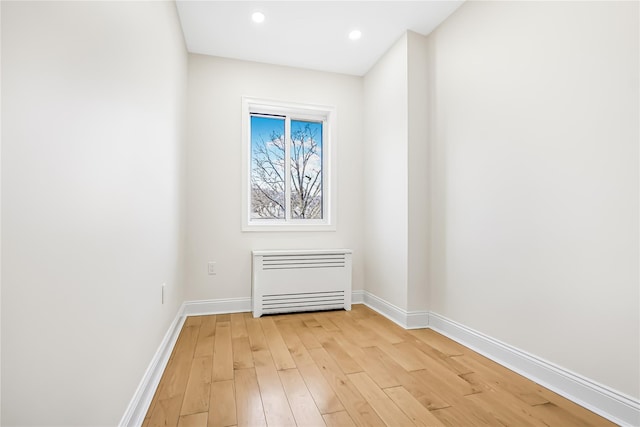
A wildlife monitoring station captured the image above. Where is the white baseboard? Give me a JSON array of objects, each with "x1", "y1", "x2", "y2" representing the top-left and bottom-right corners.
[
  {"x1": 183, "y1": 297, "x2": 252, "y2": 316},
  {"x1": 351, "y1": 289, "x2": 364, "y2": 304},
  {"x1": 359, "y1": 290, "x2": 429, "y2": 329},
  {"x1": 183, "y1": 293, "x2": 365, "y2": 317},
  {"x1": 405, "y1": 310, "x2": 430, "y2": 329},
  {"x1": 428, "y1": 311, "x2": 640, "y2": 427},
  {"x1": 119, "y1": 303, "x2": 186, "y2": 427}
]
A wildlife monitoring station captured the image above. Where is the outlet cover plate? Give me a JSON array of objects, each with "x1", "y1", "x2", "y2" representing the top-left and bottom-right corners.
[{"x1": 207, "y1": 262, "x2": 216, "y2": 275}]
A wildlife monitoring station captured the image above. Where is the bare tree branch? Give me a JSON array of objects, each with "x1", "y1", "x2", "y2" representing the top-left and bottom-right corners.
[{"x1": 252, "y1": 121, "x2": 323, "y2": 219}]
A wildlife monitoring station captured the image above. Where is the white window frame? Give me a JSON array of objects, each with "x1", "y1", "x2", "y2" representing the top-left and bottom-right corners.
[{"x1": 242, "y1": 97, "x2": 337, "y2": 232}]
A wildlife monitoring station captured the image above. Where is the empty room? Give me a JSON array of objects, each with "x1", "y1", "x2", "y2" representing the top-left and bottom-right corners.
[{"x1": 1, "y1": 1, "x2": 638, "y2": 426}]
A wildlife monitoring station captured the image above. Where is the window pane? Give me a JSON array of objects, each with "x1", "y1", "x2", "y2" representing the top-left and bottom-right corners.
[
  {"x1": 290, "y1": 120, "x2": 323, "y2": 219},
  {"x1": 251, "y1": 115, "x2": 285, "y2": 219}
]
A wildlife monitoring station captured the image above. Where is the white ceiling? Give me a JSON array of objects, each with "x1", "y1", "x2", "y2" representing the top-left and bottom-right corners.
[{"x1": 175, "y1": 1, "x2": 464, "y2": 76}]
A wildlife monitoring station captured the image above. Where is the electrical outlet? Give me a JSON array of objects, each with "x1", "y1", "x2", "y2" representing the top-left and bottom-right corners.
[{"x1": 208, "y1": 261, "x2": 217, "y2": 275}]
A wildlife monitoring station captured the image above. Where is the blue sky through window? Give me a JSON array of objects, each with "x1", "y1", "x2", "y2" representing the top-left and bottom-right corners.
[
  {"x1": 290, "y1": 120, "x2": 323, "y2": 219},
  {"x1": 251, "y1": 115, "x2": 284, "y2": 146},
  {"x1": 291, "y1": 120, "x2": 322, "y2": 149},
  {"x1": 250, "y1": 115, "x2": 286, "y2": 219}
]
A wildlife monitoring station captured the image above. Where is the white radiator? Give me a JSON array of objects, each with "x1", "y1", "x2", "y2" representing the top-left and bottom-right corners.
[{"x1": 251, "y1": 249, "x2": 353, "y2": 318}]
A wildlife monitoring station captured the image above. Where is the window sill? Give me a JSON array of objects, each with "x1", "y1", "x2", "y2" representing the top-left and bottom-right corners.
[{"x1": 242, "y1": 223, "x2": 336, "y2": 232}]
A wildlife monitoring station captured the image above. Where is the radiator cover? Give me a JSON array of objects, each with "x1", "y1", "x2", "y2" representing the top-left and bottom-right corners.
[{"x1": 251, "y1": 249, "x2": 353, "y2": 318}]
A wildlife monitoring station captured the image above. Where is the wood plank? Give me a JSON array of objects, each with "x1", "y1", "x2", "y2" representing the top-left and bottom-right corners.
[
  {"x1": 452, "y1": 354, "x2": 549, "y2": 406},
  {"x1": 410, "y1": 346, "x2": 481, "y2": 395},
  {"x1": 212, "y1": 321, "x2": 233, "y2": 382},
  {"x1": 309, "y1": 347, "x2": 386, "y2": 427},
  {"x1": 181, "y1": 356, "x2": 213, "y2": 415},
  {"x1": 463, "y1": 359, "x2": 608, "y2": 427},
  {"x1": 384, "y1": 386, "x2": 446, "y2": 427},
  {"x1": 298, "y1": 361, "x2": 345, "y2": 414},
  {"x1": 145, "y1": 394, "x2": 183, "y2": 427},
  {"x1": 260, "y1": 317, "x2": 296, "y2": 370},
  {"x1": 145, "y1": 334, "x2": 195, "y2": 425},
  {"x1": 376, "y1": 341, "x2": 431, "y2": 372},
  {"x1": 245, "y1": 317, "x2": 268, "y2": 352},
  {"x1": 279, "y1": 368, "x2": 326, "y2": 427},
  {"x1": 464, "y1": 389, "x2": 549, "y2": 427},
  {"x1": 194, "y1": 316, "x2": 217, "y2": 357},
  {"x1": 408, "y1": 329, "x2": 465, "y2": 356},
  {"x1": 178, "y1": 412, "x2": 208, "y2": 427},
  {"x1": 322, "y1": 411, "x2": 357, "y2": 427},
  {"x1": 142, "y1": 410, "x2": 156, "y2": 427},
  {"x1": 185, "y1": 316, "x2": 204, "y2": 327},
  {"x1": 330, "y1": 316, "x2": 378, "y2": 347},
  {"x1": 279, "y1": 322, "x2": 344, "y2": 414},
  {"x1": 356, "y1": 317, "x2": 406, "y2": 344},
  {"x1": 430, "y1": 401, "x2": 506, "y2": 426},
  {"x1": 362, "y1": 346, "x2": 451, "y2": 411},
  {"x1": 209, "y1": 380, "x2": 237, "y2": 427},
  {"x1": 405, "y1": 336, "x2": 472, "y2": 376},
  {"x1": 324, "y1": 337, "x2": 364, "y2": 374},
  {"x1": 234, "y1": 368, "x2": 266, "y2": 427},
  {"x1": 529, "y1": 399, "x2": 616, "y2": 427},
  {"x1": 457, "y1": 372, "x2": 494, "y2": 394},
  {"x1": 230, "y1": 313, "x2": 248, "y2": 339},
  {"x1": 175, "y1": 324, "x2": 202, "y2": 360},
  {"x1": 232, "y1": 337, "x2": 254, "y2": 369},
  {"x1": 313, "y1": 312, "x2": 340, "y2": 331},
  {"x1": 296, "y1": 321, "x2": 323, "y2": 350},
  {"x1": 332, "y1": 335, "x2": 400, "y2": 389},
  {"x1": 303, "y1": 318, "x2": 323, "y2": 329},
  {"x1": 252, "y1": 349, "x2": 296, "y2": 426},
  {"x1": 346, "y1": 372, "x2": 414, "y2": 426},
  {"x1": 278, "y1": 322, "x2": 316, "y2": 366},
  {"x1": 156, "y1": 353, "x2": 193, "y2": 399},
  {"x1": 411, "y1": 368, "x2": 479, "y2": 404},
  {"x1": 344, "y1": 304, "x2": 376, "y2": 321},
  {"x1": 307, "y1": 318, "x2": 333, "y2": 344},
  {"x1": 313, "y1": 331, "x2": 363, "y2": 375}
]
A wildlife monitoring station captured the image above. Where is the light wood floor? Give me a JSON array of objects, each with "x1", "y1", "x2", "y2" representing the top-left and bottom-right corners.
[{"x1": 143, "y1": 305, "x2": 613, "y2": 427}]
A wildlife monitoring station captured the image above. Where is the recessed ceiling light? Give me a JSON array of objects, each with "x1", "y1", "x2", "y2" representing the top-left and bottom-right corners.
[
  {"x1": 348, "y1": 30, "x2": 362, "y2": 40},
  {"x1": 252, "y1": 12, "x2": 265, "y2": 23}
]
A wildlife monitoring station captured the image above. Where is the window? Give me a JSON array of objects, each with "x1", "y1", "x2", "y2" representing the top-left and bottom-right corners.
[{"x1": 242, "y1": 98, "x2": 336, "y2": 231}]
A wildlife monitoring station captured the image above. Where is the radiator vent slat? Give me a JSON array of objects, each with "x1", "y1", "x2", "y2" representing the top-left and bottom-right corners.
[
  {"x1": 262, "y1": 266, "x2": 347, "y2": 270},
  {"x1": 263, "y1": 301, "x2": 345, "y2": 309},
  {"x1": 262, "y1": 254, "x2": 346, "y2": 270},
  {"x1": 252, "y1": 249, "x2": 352, "y2": 317},
  {"x1": 264, "y1": 291, "x2": 345, "y2": 300}
]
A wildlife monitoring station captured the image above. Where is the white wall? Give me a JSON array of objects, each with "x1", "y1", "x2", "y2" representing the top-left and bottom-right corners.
[
  {"x1": 1, "y1": 2, "x2": 188, "y2": 425},
  {"x1": 0, "y1": 1, "x2": 2, "y2": 425},
  {"x1": 363, "y1": 32, "x2": 430, "y2": 313},
  {"x1": 0, "y1": 3, "x2": 3, "y2": 421},
  {"x1": 363, "y1": 35, "x2": 409, "y2": 310},
  {"x1": 427, "y1": 1, "x2": 639, "y2": 399},
  {"x1": 407, "y1": 31, "x2": 430, "y2": 313},
  {"x1": 185, "y1": 54, "x2": 363, "y2": 301}
]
